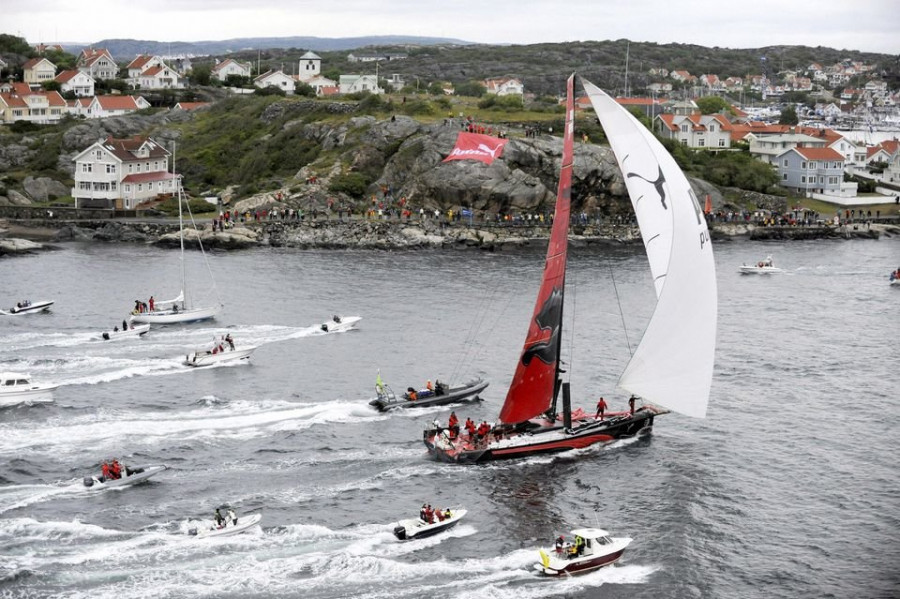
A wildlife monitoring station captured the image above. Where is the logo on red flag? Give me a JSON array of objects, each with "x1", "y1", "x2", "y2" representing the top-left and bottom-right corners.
[{"x1": 443, "y1": 132, "x2": 509, "y2": 165}]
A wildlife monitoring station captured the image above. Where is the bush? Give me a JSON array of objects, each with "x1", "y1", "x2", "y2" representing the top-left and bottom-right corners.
[
  {"x1": 254, "y1": 85, "x2": 286, "y2": 97},
  {"x1": 328, "y1": 172, "x2": 370, "y2": 198}
]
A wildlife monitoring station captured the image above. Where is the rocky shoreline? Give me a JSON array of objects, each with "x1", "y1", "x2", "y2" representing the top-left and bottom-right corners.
[{"x1": 0, "y1": 218, "x2": 893, "y2": 257}]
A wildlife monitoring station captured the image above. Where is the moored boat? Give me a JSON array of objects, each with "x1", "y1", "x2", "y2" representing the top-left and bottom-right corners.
[
  {"x1": 0, "y1": 372, "x2": 57, "y2": 406},
  {"x1": 534, "y1": 527, "x2": 632, "y2": 576},
  {"x1": 393, "y1": 507, "x2": 466, "y2": 540},
  {"x1": 370, "y1": 377, "x2": 488, "y2": 412},
  {"x1": 82, "y1": 464, "x2": 168, "y2": 489},
  {"x1": 189, "y1": 512, "x2": 262, "y2": 538},
  {"x1": 318, "y1": 315, "x2": 361, "y2": 332},
  {"x1": 1, "y1": 299, "x2": 54, "y2": 315}
]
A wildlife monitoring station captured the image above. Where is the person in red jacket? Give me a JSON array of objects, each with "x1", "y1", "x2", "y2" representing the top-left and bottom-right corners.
[
  {"x1": 101, "y1": 462, "x2": 110, "y2": 480},
  {"x1": 595, "y1": 397, "x2": 608, "y2": 420},
  {"x1": 465, "y1": 417, "x2": 476, "y2": 439},
  {"x1": 448, "y1": 411, "x2": 459, "y2": 439},
  {"x1": 110, "y1": 459, "x2": 122, "y2": 480}
]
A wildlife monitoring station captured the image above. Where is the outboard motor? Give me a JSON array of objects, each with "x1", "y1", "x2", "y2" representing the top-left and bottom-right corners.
[
  {"x1": 83, "y1": 477, "x2": 95, "y2": 487},
  {"x1": 102, "y1": 332, "x2": 110, "y2": 340},
  {"x1": 188, "y1": 528, "x2": 198, "y2": 536},
  {"x1": 393, "y1": 525, "x2": 407, "y2": 540}
]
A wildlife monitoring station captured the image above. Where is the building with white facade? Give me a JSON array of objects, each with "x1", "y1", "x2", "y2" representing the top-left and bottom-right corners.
[{"x1": 72, "y1": 135, "x2": 175, "y2": 209}]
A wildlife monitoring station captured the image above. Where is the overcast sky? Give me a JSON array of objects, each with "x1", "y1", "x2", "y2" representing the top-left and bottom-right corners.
[{"x1": 5, "y1": 0, "x2": 899, "y2": 54}]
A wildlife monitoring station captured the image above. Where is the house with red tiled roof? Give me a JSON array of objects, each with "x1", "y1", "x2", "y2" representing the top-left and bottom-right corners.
[
  {"x1": 77, "y1": 48, "x2": 118, "y2": 80},
  {"x1": 54, "y1": 70, "x2": 95, "y2": 97},
  {"x1": 23, "y1": 57, "x2": 57, "y2": 85},
  {"x1": 319, "y1": 85, "x2": 340, "y2": 97},
  {"x1": 700, "y1": 74, "x2": 722, "y2": 90},
  {"x1": 67, "y1": 97, "x2": 94, "y2": 118},
  {"x1": 0, "y1": 87, "x2": 67, "y2": 124},
  {"x1": 483, "y1": 77, "x2": 523, "y2": 97},
  {"x1": 211, "y1": 58, "x2": 253, "y2": 82},
  {"x1": 72, "y1": 135, "x2": 174, "y2": 209},
  {"x1": 34, "y1": 43, "x2": 65, "y2": 54},
  {"x1": 301, "y1": 74, "x2": 337, "y2": 95},
  {"x1": 174, "y1": 102, "x2": 211, "y2": 111},
  {"x1": 654, "y1": 113, "x2": 733, "y2": 150},
  {"x1": 126, "y1": 55, "x2": 183, "y2": 89},
  {"x1": 615, "y1": 97, "x2": 665, "y2": 118},
  {"x1": 88, "y1": 95, "x2": 152, "y2": 118},
  {"x1": 775, "y1": 146, "x2": 851, "y2": 196}
]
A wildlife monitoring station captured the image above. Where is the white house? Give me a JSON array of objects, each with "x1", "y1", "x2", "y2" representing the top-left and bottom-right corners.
[
  {"x1": 211, "y1": 58, "x2": 252, "y2": 82},
  {"x1": 654, "y1": 113, "x2": 733, "y2": 149},
  {"x1": 54, "y1": 70, "x2": 95, "y2": 97},
  {"x1": 775, "y1": 146, "x2": 851, "y2": 197},
  {"x1": 77, "y1": 49, "x2": 118, "y2": 80},
  {"x1": 0, "y1": 83, "x2": 67, "y2": 124},
  {"x1": 87, "y1": 95, "x2": 151, "y2": 119},
  {"x1": 23, "y1": 57, "x2": 56, "y2": 85},
  {"x1": 72, "y1": 135, "x2": 175, "y2": 209},
  {"x1": 748, "y1": 132, "x2": 827, "y2": 164},
  {"x1": 483, "y1": 77, "x2": 524, "y2": 97},
  {"x1": 297, "y1": 51, "x2": 321, "y2": 79},
  {"x1": 302, "y1": 75, "x2": 337, "y2": 95},
  {"x1": 254, "y1": 70, "x2": 297, "y2": 94},
  {"x1": 125, "y1": 55, "x2": 182, "y2": 89},
  {"x1": 338, "y1": 74, "x2": 383, "y2": 95}
]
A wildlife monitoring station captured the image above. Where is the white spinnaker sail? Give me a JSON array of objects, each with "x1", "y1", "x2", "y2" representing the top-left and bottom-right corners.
[{"x1": 581, "y1": 78, "x2": 717, "y2": 418}]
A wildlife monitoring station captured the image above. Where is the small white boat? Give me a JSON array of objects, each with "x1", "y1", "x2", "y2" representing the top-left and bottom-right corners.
[
  {"x1": 189, "y1": 512, "x2": 262, "y2": 538},
  {"x1": 534, "y1": 527, "x2": 632, "y2": 576},
  {"x1": 1, "y1": 299, "x2": 54, "y2": 315},
  {"x1": 739, "y1": 256, "x2": 784, "y2": 274},
  {"x1": 99, "y1": 323, "x2": 150, "y2": 340},
  {"x1": 185, "y1": 345, "x2": 257, "y2": 367},
  {"x1": 82, "y1": 464, "x2": 168, "y2": 489},
  {"x1": 0, "y1": 372, "x2": 57, "y2": 406},
  {"x1": 319, "y1": 315, "x2": 361, "y2": 333},
  {"x1": 394, "y1": 507, "x2": 467, "y2": 540}
]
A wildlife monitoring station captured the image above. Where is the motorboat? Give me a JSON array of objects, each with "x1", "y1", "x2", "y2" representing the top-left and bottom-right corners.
[
  {"x1": 189, "y1": 512, "x2": 262, "y2": 538},
  {"x1": 890, "y1": 270, "x2": 900, "y2": 286},
  {"x1": 370, "y1": 377, "x2": 488, "y2": 412},
  {"x1": 394, "y1": 507, "x2": 466, "y2": 540},
  {"x1": 184, "y1": 338, "x2": 257, "y2": 367},
  {"x1": 319, "y1": 315, "x2": 362, "y2": 333},
  {"x1": 100, "y1": 323, "x2": 150, "y2": 340},
  {"x1": 534, "y1": 527, "x2": 632, "y2": 576},
  {"x1": 83, "y1": 464, "x2": 168, "y2": 489},
  {"x1": 739, "y1": 256, "x2": 784, "y2": 274},
  {"x1": 0, "y1": 372, "x2": 57, "y2": 406},
  {"x1": 1, "y1": 299, "x2": 54, "y2": 315}
]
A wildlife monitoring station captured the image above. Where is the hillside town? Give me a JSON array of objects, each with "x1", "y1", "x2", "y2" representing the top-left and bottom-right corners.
[{"x1": 1, "y1": 40, "x2": 899, "y2": 210}]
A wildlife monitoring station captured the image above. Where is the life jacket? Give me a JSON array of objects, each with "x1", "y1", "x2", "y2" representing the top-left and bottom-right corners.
[{"x1": 448, "y1": 414, "x2": 458, "y2": 428}]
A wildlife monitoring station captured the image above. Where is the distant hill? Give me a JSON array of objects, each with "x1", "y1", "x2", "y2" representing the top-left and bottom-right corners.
[{"x1": 59, "y1": 35, "x2": 474, "y2": 59}]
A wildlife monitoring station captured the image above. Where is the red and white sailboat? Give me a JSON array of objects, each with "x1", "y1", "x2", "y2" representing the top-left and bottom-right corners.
[{"x1": 423, "y1": 74, "x2": 717, "y2": 463}]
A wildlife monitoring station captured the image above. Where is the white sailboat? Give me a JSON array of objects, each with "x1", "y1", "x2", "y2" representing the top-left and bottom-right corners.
[{"x1": 131, "y1": 151, "x2": 222, "y2": 325}]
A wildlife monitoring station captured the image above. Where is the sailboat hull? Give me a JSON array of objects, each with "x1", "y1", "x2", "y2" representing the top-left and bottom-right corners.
[
  {"x1": 424, "y1": 408, "x2": 660, "y2": 464},
  {"x1": 131, "y1": 306, "x2": 219, "y2": 324}
]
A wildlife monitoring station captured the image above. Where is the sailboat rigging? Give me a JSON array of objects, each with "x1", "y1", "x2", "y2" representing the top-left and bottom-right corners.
[
  {"x1": 423, "y1": 73, "x2": 717, "y2": 463},
  {"x1": 131, "y1": 146, "x2": 222, "y2": 325}
]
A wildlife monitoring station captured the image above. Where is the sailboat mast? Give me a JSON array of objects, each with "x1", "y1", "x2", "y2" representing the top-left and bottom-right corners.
[{"x1": 174, "y1": 144, "x2": 187, "y2": 310}]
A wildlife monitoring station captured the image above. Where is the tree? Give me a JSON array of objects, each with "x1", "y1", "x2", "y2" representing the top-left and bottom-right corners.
[
  {"x1": 0, "y1": 34, "x2": 33, "y2": 56},
  {"x1": 40, "y1": 80, "x2": 62, "y2": 92},
  {"x1": 455, "y1": 81, "x2": 486, "y2": 97},
  {"x1": 427, "y1": 81, "x2": 445, "y2": 96},
  {"x1": 695, "y1": 96, "x2": 733, "y2": 115},
  {"x1": 778, "y1": 105, "x2": 799, "y2": 125},
  {"x1": 191, "y1": 65, "x2": 212, "y2": 86},
  {"x1": 294, "y1": 81, "x2": 316, "y2": 97}
]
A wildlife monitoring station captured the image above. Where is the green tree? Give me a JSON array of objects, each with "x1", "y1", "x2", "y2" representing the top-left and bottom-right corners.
[
  {"x1": 0, "y1": 34, "x2": 33, "y2": 55},
  {"x1": 40, "y1": 80, "x2": 62, "y2": 92},
  {"x1": 427, "y1": 81, "x2": 444, "y2": 95},
  {"x1": 191, "y1": 65, "x2": 212, "y2": 86},
  {"x1": 294, "y1": 81, "x2": 316, "y2": 97},
  {"x1": 778, "y1": 105, "x2": 799, "y2": 125},
  {"x1": 695, "y1": 96, "x2": 733, "y2": 115},
  {"x1": 455, "y1": 81, "x2": 486, "y2": 97}
]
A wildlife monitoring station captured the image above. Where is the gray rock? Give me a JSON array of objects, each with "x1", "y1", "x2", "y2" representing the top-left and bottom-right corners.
[
  {"x1": 23, "y1": 176, "x2": 70, "y2": 202},
  {"x1": 7, "y1": 190, "x2": 32, "y2": 206}
]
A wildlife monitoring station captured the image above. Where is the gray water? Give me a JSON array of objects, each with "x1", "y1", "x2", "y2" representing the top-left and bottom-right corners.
[{"x1": 1, "y1": 236, "x2": 898, "y2": 599}]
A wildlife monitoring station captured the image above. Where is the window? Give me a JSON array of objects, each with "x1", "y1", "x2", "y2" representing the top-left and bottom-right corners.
[
  {"x1": 106, "y1": 164, "x2": 116, "y2": 174},
  {"x1": 718, "y1": 139, "x2": 726, "y2": 147},
  {"x1": 681, "y1": 139, "x2": 688, "y2": 145},
  {"x1": 136, "y1": 163, "x2": 141, "y2": 173},
  {"x1": 95, "y1": 150, "x2": 102, "y2": 159},
  {"x1": 783, "y1": 173, "x2": 788, "y2": 180},
  {"x1": 124, "y1": 184, "x2": 131, "y2": 192},
  {"x1": 801, "y1": 176, "x2": 807, "y2": 183},
  {"x1": 111, "y1": 182, "x2": 117, "y2": 191},
  {"x1": 82, "y1": 163, "x2": 92, "y2": 173},
  {"x1": 709, "y1": 124, "x2": 716, "y2": 132},
  {"x1": 680, "y1": 124, "x2": 689, "y2": 133},
  {"x1": 698, "y1": 139, "x2": 705, "y2": 147},
  {"x1": 79, "y1": 181, "x2": 91, "y2": 190},
  {"x1": 801, "y1": 161, "x2": 807, "y2": 169},
  {"x1": 128, "y1": 164, "x2": 133, "y2": 173},
  {"x1": 783, "y1": 159, "x2": 789, "y2": 167},
  {"x1": 138, "y1": 184, "x2": 143, "y2": 192}
]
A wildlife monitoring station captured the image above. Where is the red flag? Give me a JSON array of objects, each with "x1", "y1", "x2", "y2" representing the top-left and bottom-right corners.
[{"x1": 443, "y1": 132, "x2": 509, "y2": 165}]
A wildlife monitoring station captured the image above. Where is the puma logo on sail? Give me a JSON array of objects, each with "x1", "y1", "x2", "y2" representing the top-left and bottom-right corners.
[
  {"x1": 627, "y1": 166, "x2": 668, "y2": 210},
  {"x1": 521, "y1": 287, "x2": 563, "y2": 366}
]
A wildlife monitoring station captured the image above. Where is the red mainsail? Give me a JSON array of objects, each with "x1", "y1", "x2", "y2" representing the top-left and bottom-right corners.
[
  {"x1": 443, "y1": 132, "x2": 509, "y2": 165},
  {"x1": 498, "y1": 74, "x2": 575, "y2": 424}
]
